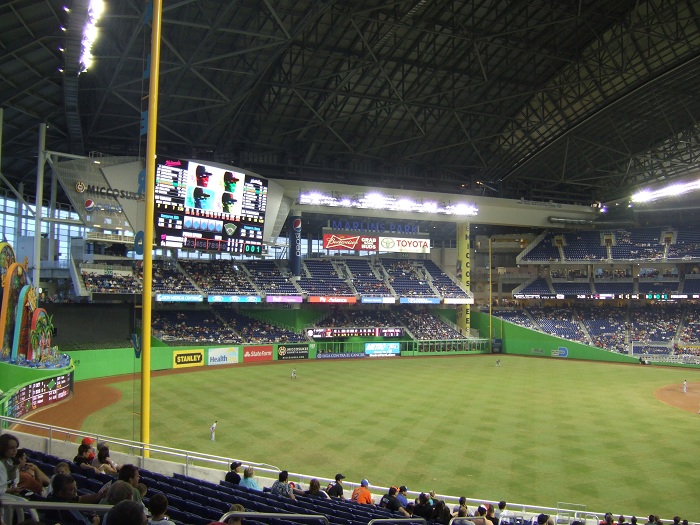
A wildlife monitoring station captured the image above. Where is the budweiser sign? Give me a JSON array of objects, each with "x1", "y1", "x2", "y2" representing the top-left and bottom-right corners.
[{"x1": 323, "y1": 234, "x2": 378, "y2": 251}]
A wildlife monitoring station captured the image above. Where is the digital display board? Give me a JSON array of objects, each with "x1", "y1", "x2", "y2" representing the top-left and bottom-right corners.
[
  {"x1": 6, "y1": 372, "x2": 74, "y2": 418},
  {"x1": 513, "y1": 293, "x2": 641, "y2": 300},
  {"x1": 306, "y1": 327, "x2": 404, "y2": 338},
  {"x1": 154, "y1": 156, "x2": 268, "y2": 254}
]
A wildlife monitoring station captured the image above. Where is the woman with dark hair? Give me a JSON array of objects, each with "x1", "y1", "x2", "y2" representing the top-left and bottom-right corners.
[
  {"x1": 0, "y1": 433, "x2": 22, "y2": 495},
  {"x1": 304, "y1": 479, "x2": 329, "y2": 499},
  {"x1": 93, "y1": 446, "x2": 118, "y2": 476}
]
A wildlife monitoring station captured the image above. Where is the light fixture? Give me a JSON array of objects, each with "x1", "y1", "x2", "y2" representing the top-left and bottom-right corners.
[{"x1": 631, "y1": 179, "x2": 700, "y2": 203}]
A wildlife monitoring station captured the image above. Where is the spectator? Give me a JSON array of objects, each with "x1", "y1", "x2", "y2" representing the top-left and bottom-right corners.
[
  {"x1": 102, "y1": 480, "x2": 136, "y2": 523},
  {"x1": 47, "y1": 462, "x2": 71, "y2": 496},
  {"x1": 74, "y1": 444, "x2": 100, "y2": 474},
  {"x1": 350, "y1": 479, "x2": 373, "y2": 504},
  {"x1": 270, "y1": 470, "x2": 295, "y2": 500},
  {"x1": 225, "y1": 462, "x2": 242, "y2": 485},
  {"x1": 118, "y1": 464, "x2": 143, "y2": 504},
  {"x1": 496, "y1": 501, "x2": 510, "y2": 520},
  {"x1": 326, "y1": 473, "x2": 345, "y2": 499},
  {"x1": 413, "y1": 492, "x2": 433, "y2": 519},
  {"x1": 0, "y1": 433, "x2": 21, "y2": 495},
  {"x1": 93, "y1": 446, "x2": 118, "y2": 476},
  {"x1": 379, "y1": 486, "x2": 409, "y2": 516},
  {"x1": 82, "y1": 438, "x2": 97, "y2": 462},
  {"x1": 396, "y1": 486, "x2": 409, "y2": 507},
  {"x1": 476, "y1": 505, "x2": 494, "y2": 525},
  {"x1": 304, "y1": 479, "x2": 329, "y2": 499},
  {"x1": 239, "y1": 467, "x2": 261, "y2": 491},
  {"x1": 487, "y1": 504, "x2": 499, "y2": 525},
  {"x1": 452, "y1": 496, "x2": 468, "y2": 516},
  {"x1": 44, "y1": 473, "x2": 104, "y2": 525},
  {"x1": 224, "y1": 503, "x2": 246, "y2": 525},
  {"x1": 105, "y1": 500, "x2": 147, "y2": 525},
  {"x1": 432, "y1": 500, "x2": 452, "y2": 525},
  {"x1": 15, "y1": 449, "x2": 50, "y2": 496},
  {"x1": 147, "y1": 493, "x2": 176, "y2": 525}
]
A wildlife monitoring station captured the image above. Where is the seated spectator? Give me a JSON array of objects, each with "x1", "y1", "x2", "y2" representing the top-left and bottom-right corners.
[
  {"x1": 239, "y1": 467, "x2": 261, "y2": 491},
  {"x1": 396, "y1": 485, "x2": 409, "y2": 507},
  {"x1": 47, "y1": 462, "x2": 71, "y2": 496},
  {"x1": 413, "y1": 492, "x2": 433, "y2": 519},
  {"x1": 93, "y1": 446, "x2": 119, "y2": 476},
  {"x1": 82, "y1": 437, "x2": 97, "y2": 462},
  {"x1": 270, "y1": 470, "x2": 295, "y2": 500},
  {"x1": 44, "y1": 473, "x2": 104, "y2": 525},
  {"x1": 432, "y1": 500, "x2": 452, "y2": 524},
  {"x1": 148, "y1": 493, "x2": 176, "y2": 525},
  {"x1": 304, "y1": 478, "x2": 329, "y2": 499},
  {"x1": 102, "y1": 480, "x2": 136, "y2": 523},
  {"x1": 487, "y1": 504, "x2": 499, "y2": 525},
  {"x1": 224, "y1": 503, "x2": 245, "y2": 525},
  {"x1": 225, "y1": 462, "x2": 242, "y2": 485},
  {"x1": 74, "y1": 444, "x2": 101, "y2": 474},
  {"x1": 326, "y1": 473, "x2": 345, "y2": 499},
  {"x1": 16, "y1": 449, "x2": 50, "y2": 496},
  {"x1": 0, "y1": 433, "x2": 21, "y2": 495},
  {"x1": 452, "y1": 496, "x2": 468, "y2": 516},
  {"x1": 379, "y1": 486, "x2": 409, "y2": 516},
  {"x1": 118, "y1": 464, "x2": 143, "y2": 504},
  {"x1": 105, "y1": 500, "x2": 147, "y2": 525},
  {"x1": 350, "y1": 479, "x2": 373, "y2": 504}
]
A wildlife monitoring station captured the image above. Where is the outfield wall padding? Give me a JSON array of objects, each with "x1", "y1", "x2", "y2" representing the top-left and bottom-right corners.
[{"x1": 471, "y1": 311, "x2": 639, "y2": 363}]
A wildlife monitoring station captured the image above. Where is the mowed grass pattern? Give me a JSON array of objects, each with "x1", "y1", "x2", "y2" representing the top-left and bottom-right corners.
[{"x1": 81, "y1": 355, "x2": 700, "y2": 519}]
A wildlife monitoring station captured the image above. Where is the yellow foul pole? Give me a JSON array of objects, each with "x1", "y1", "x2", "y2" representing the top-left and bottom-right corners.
[{"x1": 141, "y1": 0, "x2": 163, "y2": 456}]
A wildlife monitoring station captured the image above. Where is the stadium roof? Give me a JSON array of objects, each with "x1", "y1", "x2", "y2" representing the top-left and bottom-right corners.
[{"x1": 2, "y1": 0, "x2": 700, "y2": 209}]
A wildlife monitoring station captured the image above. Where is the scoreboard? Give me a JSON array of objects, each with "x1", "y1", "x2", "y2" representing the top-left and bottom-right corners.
[
  {"x1": 154, "y1": 156, "x2": 268, "y2": 254},
  {"x1": 306, "y1": 327, "x2": 404, "y2": 338},
  {"x1": 6, "y1": 372, "x2": 74, "y2": 419}
]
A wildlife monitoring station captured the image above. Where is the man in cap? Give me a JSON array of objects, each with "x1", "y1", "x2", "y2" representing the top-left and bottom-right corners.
[
  {"x1": 81, "y1": 437, "x2": 96, "y2": 462},
  {"x1": 396, "y1": 485, "x2": 409, "y2": 507},
  {"x1": 222, "y1": 192, "x2": 237, "y2": 214},
  {"x1": 224, "y1": 171, "x2": 239, "y2": 193},
  {"x1": 195, "y1": 165, "x2": 211, "y2": 187},
  {"x1": 326, "y1": 473, "x2": 345, "y2": 499},
  {"x1": 226, "y1": 461, "x2": 242, "y2": 485},
  {"x1": 194, "y1": 187, "x2": 212, "y2": 209},
  {"x1": 351, "y1": 479, "x2": 373, "y2": 505}
]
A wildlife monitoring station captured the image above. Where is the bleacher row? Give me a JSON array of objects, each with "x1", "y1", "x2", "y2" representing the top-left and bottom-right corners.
[
  {"x1": 521, "y1": 226, "x2": 700, "y2": 262},
  {"x1": 24, "y1": 450, "x2": 425, "y2": 525},
  {"x1": 80, "y1": 258, "x2": 469, "y2": 301},
  {"x1": 151, "y1": 306, "x2": 464, "y2": 345},
  {"x1": 490, "y1": 304, "x2": 700, "y2": 354},
  {"x1": 518, "y1": 277, "x2": 696, "y2": 297}
]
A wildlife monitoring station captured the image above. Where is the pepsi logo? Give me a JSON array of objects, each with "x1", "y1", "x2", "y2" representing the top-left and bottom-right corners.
[
  {"x1": 85, "y1": 199, "x2": 95, "y2": 212},
  {"x1": 292, "y1": 218, "x2": 302, "y2": 231}
]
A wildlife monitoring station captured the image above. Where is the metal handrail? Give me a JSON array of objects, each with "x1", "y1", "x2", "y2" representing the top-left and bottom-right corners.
[
  {"x1": 220, "y1": 512, "x2": 329, "y2": 524},
  {"x1": 369, "y1": 519, "x2": 427, "y2": 525}
]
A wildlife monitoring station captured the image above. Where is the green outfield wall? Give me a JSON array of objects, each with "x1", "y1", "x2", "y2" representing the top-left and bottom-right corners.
[{"x1": 471, "y1": 311, "x2": 639, "y2": 363}]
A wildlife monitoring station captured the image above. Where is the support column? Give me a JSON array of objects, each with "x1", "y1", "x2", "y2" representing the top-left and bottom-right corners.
[
  {"x1": 33, "y1": 123, "x2": 47, "y2": 286},
  {"x1": 455, "y1": 222, "x2": 471, "y2": 334}
]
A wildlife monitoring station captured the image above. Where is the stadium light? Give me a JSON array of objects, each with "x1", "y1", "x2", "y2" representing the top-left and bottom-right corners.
[
  {"x1": 297, "y1": 190, "x2": 478, "y2": 216},
  {"x1": 631, "y1": 179, "x2": 700, "y2": 203},
  {"x1": 80, "y1": 0, "x2": 105, "y2": 72}
]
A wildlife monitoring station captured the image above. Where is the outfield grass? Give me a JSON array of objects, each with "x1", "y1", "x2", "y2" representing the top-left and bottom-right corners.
[{"x1": 81, "y1": 355, "x2": 700, "y2": 520}]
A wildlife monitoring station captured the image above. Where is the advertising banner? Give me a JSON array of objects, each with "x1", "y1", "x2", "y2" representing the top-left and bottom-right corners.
[
  {"x1": 208, "y1": 347, "x2": 240, "y2": 366},
  {"x1": 266, "y1": 295, "x2": 303, "y2": 303},
  {"x1": 364, "y1": 342, "x2": 401, "y2": 356},
  {"x1": 323, "y1": 233, "x2": 378, "y2": 251},
  {"x1": 361, "y1": 296, "x2": 396, "y2": 304},
  {"x1": 277, "y1": 344, "x2": 310, "y2": 360},
  {"x1": 243, "y1": 345, "x2": 273, "y2": 362},
  {"x1": 207, "y1": 295, "x2": 261, "y2": 303},
  {"x1": 156, "y1": 294, "x2": 203, "y2": 302},
  {"x1": 173, "y1": 349, "x2": 204, "y2": 368},
  {"x1": 289, "y1": 216, "x2": 302, "y2": 276},
  {"x1": 308, "y1": 296, "x2": 357, "y2": 304},
  {"x1": 316, "y1": 352, "x2": 366, "y2": 359},
  {"x1": 378, "y1": 236, "x2": 430, "y2": 253},
  {"x1": 399, "y1": 297, "x2": 440, "y2": 304}
]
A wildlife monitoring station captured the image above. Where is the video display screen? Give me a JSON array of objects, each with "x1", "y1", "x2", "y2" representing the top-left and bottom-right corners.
[{"x1": 154, "y1": 156, "x2": 268, "y2": 254}]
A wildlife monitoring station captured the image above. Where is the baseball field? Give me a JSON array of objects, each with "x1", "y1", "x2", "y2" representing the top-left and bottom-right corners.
[{"x1": 41, "y1": 354, "x2": 700, "y2": 520}]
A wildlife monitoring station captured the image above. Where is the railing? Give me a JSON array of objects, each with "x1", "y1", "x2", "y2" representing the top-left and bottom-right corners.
[{"x1": 3, "y1": 416, "x2": 689, "y2": 525}]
